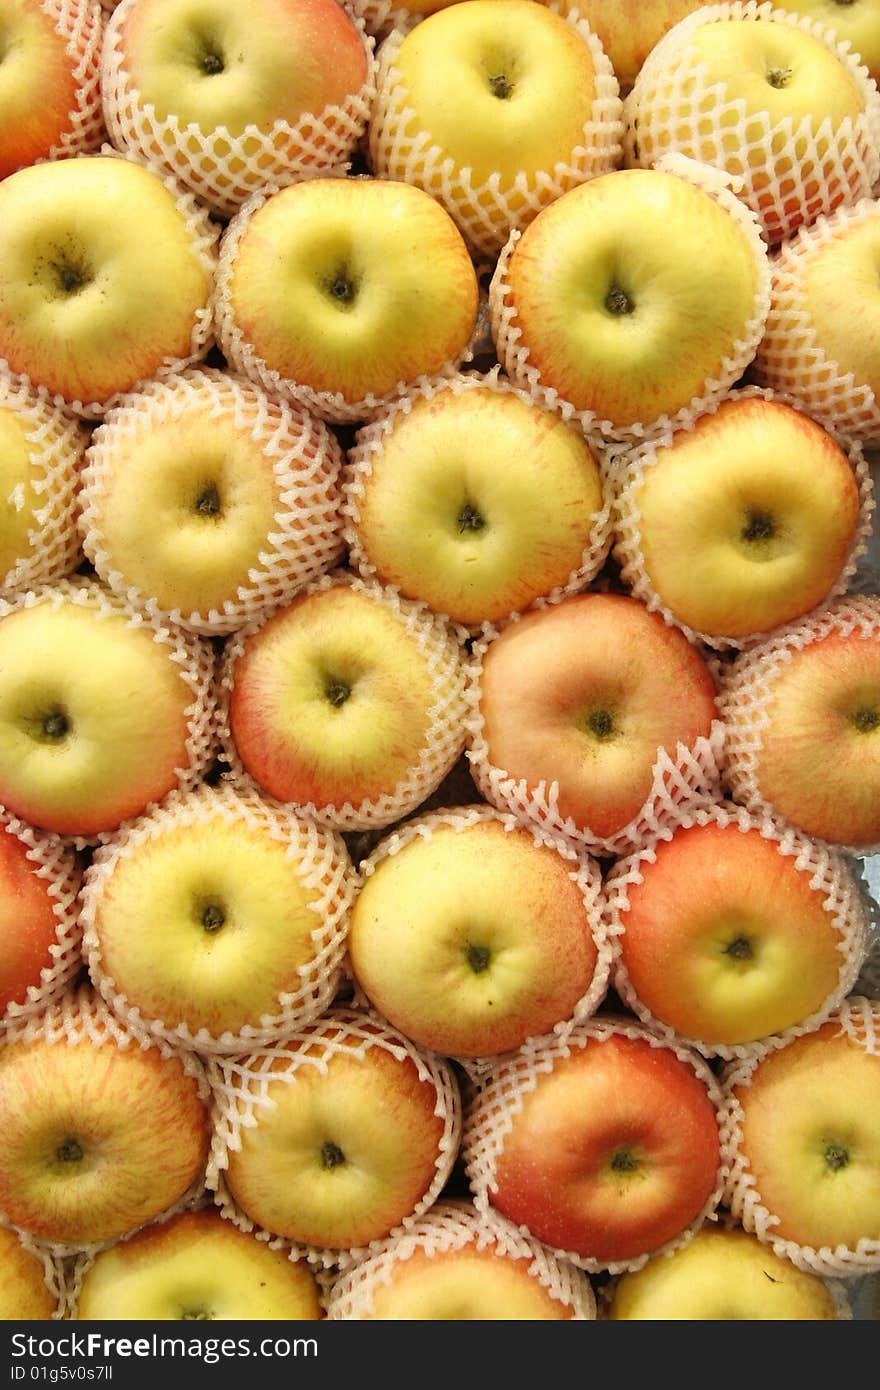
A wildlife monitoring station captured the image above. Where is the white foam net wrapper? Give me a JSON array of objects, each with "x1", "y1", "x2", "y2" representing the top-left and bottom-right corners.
[
  {"x1": 0, "y1": 377, "x2": 86, "y2": 599},
  {"x1": 351, "y1": 803, "x2": 613, "y2": 1064},
  {"x1": 465, "y1": 616, "x2": 726, "y2": 859},
  {"x1": 213, "y1": 179, "x2": 477, "y2": 426},
  {"x1": 80, "y1": 367, "x2": 345, "y2": 636},
  {"x1": 463, "y1": 1015, "x2": 726, "y2": 1275},
  {"x1": 0, "y1": 812, "x2": 82, "y2": 1026},
  {"x1": 342, "y1": 367, "x2": 614, "y2": 631},
  {"x1": 623, "y1": 1, "x2": 880, "y2": 246},
  {"x1": 82, "y1": 783, "x2": 356, "y2": 1055},
  {"x1": 610, "y1": 385, "x2": 875, "y2": 651},
  {"x1": 35, "y1": 0, "x2": 106, "y2": 165},
  {"x1": 721, "y1": 995, "x2": 880, "y2": 1277},
  {"x1": 719, "y1": 595, "x2": 880, "y2": 856},
  {"x1": 0, "y1": 987, "x2": 212, "y2": 1261},
  {"x1": 7, "y1": 1228, "x2": 68, "y2": 1321},
  {"x1": 205, "y1": 1006, "x2": 462, "y2": 1271},
  {"x1": 218, "y1": 570, "x2": 471, "y2": 831},
  {"x1": 752, "y1": 199, "x2": 880, "y2": 447},
  {"x1": 0, "y1": 148, "x2": 218, "y2": 421},
  {"x1": 604, "y1": 800, "x2": 869, "y2": 1060},
  {"x1": 326, "y1": 1198, "x2": 597, "y2": 1319},
  {"x1": 490, "y1": 153, "x2": 771, "y2": 448},
  {"x1": 0, "y1": 579, "x2": 218, "y2": 851},
  {"x1": 368, "y1": 5, "x2": 624, "y2": 260},
  {"x1": 346, "y1": 0, "x2": 420, "y2": 40},
  {"x1": 100, "y1": 0, "x2": 377, "y2": 219}
]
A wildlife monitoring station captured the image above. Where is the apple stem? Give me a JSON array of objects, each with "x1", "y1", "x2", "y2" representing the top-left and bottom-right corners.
[
  {"x1": 766, "y1": 67, "x2": 792, "y2": 89},
  {"x1": 466, "y1": 944, "x2": 491, "y2": 974},
  {"x1": 56, "y1": 1139, "x2": 84, "y2": 1164},
  {"x1": 824, "y1": 1143, "x2": 850, "y2": 1171},
  {"x1": 320, "y1": 1141, "x2": 346, "y2": 1170},
  {"x1": 604, "y1": 284, "x2": 635, "y2": 316},
  {"x1": 488, "y1": 73, "x2": 513, "y2": 100}
]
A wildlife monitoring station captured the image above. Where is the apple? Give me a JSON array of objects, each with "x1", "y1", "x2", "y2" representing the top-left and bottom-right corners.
[
  {"x1": 82, "y1": 783, "x2": 356, "y2": 1050},
  {"x1": 0, "y1": 581, "x2": 216, "y2": 840},
  {"x1": 0, "y1": 0, "x2": 104, "y2": 179},
  {"x1": 215, "y1": 176, "x2": 479, "y2": 424},
  {"x1": 0, "y1": 812, "x2": 81, "y2": 1020},
  {"x1": 0, "y1": 376, "x2": 87, "y2": 598},
  {"x1": 344, "y1": 373, "x2": 609, "y2": 628},
  {"x1": 211, "y1": 1009, "x2": 460, "y2": 1252},
  {"x1": 607, "y1": 806, "x2": 867, "y2": 1052},
  {"x1": 73, "y1": 1206, "x2": 323, "y2": 1320},
  {"x1": 348, "y1": 804, "x2": 609, "y2": 1059},
  {"x1": 369, "y1": 0, "x2": 622, "y2": 258},
  {"x1": 471, "y1": 591, "x2": 720, "y2": 852},
  {"x1": 0, "y1": 990, "x2": 211, "y2": 1249},
  {"x1": 752, "y1": 199, "x2": 880, "y2": 446},
  {"x1": 779, "y1": 0, "x2": 880, "y2": 84},
  {"x1": 464, "y1": 1019, "x2": 722, "y2": 1269},
  {"x1": 222, "y1": 573, "x2": 469, "y2": 831},
  {"x1": 625, "y1": 3, "x2": 880, "y2": 244},
  {"x1": 723, "y1": 997, "x2": 880, "y2": 1271},
  {"x1": 326, "y1": 1200, "x2": 596, "y2": 1320},
  {"x1": 80, "y1": 366, "x2": 345, "y2": 635},
  {"x1": 491, "y1": 167, "x2": 767, "y2": 444},
  {"x1": 613, "y1": 392, "x2": 865, "y2": 643},
  {"x1": 606, "y1": 1223, "x2": 844, "y2": 1319},
  {"x1": 720, "y1": 596, "x2": 880, "y2": 849},
  {"x1": 103, "y1": 0, "x2": 374, "y2": 217},
  {"x1": 0, "y1": 1224, "x2": 60, "y2": 1320},
  {"x1": 558, "y1": 0, "x2": 706, "y2": 94},
  {"x1": 0, "y1": 154, "x2": 216, "y2": 416}
]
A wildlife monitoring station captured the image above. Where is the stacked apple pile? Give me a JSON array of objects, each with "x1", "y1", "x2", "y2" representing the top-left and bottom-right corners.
[{"x1": 1, "y1": 0, "x2": 880, "y2": 1324}]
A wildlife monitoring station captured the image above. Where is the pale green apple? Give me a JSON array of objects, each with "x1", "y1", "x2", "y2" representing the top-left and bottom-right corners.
[
  {"x1": 627, "y1": 396, "x2": 861, "y2": 638},
  {"x1": 781, "y1": 0, "x2": 880, "y2": 83},
  {"x1": 116, "y1": 0, "x2": 369, "y2": 135},
  {"x1": 500, "y1": 170, "x2": 762, "y2": 432},
  {"x1": 349, "y1": 813, "x2": 601, "y2": 1058},
  {"x1": 349, "y1": 382, "x2": 603, "y2": 626},
  {"x1": 0, "y1": 0, "x2": 102, "y2": 178},
  {"x1": 228, "y1": 580, "x2": 465, "y2": 818},
  {"x1": 0, "y1": 1029, "x2": 210, "y2": 1246},
  {"x1": 0, "y1": 591, "x2": 206, "y2": 838},
  {"x1": 0, "y1": 155, "x2": 214, "y2": 409},
  {"x1": 83, "y1": 368, "x2": 342, "y2": 630},
  {"x1": 0, "y1": 1225, "x2": 57, "y2": 1319},
  {"x1": 479, "y1": 592, "x2": 717, "y2": 841},
  {"x1": 615, "y1": 819, "x2": 853, "y2": 1046},
  {"x1": 220, "y1": 177, "x2": 479, "y2": 414},
  {"x1": 723, "y1": 610, "x2": 880, "y2": 847},
  {"x1": 733, "y1": 1015, "x2": 880, "y2": 1251},
  {"x1": 85, "y1": 788, "x2": 350, "y2": 1041},
  {"x1": 224, "y1": 1018, "x2": 450, "y2": 1248},
  {"x1": 607, "y1": 1225, "x2": 840, "y2": 1319},
  {"x1": 76, "y1": 1208, "x2": 323, "y2": 1320},
  {"x1": 0, "y1": 391, "x2": 86, "y2": 590},
  {"x1": 374, "y1": 0, "x2": 600, "y2": 187}
]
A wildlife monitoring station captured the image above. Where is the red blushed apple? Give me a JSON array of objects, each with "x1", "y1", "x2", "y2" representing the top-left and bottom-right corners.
[
  {"x1": 477, "y1": 592, "x2": 718, "y2": 841},
  {"x1": 611, "y1": 816, "x2": 862, "y2": 1049},
  {"x1": 0, "y1": 1225, "x2": 58, "y2": 1320},
  {"x1": 0, "y1": 819, "x2": 78, "y2": 1015},
  {"x1": 468, "y1": 1025, "x2": 721, "y2": 1266}
]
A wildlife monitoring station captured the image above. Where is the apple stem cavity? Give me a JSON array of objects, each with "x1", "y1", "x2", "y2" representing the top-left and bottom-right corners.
[
  {"x1": 201, "y1": 904, "x2": 225, "y2": 933},
  {"x1": 39, "y1": 709, "x2": 70, "y2": 743},
  {"x1": 195, "y1": 483, "x2": 222, "y2": 518},
  {"x1": 52, "y1": 262, "x2": 89, "y2": 297},
  {"x1": 724, "y1": 936, "x2": 754, "y2": 961},
  {"x1": 325, "y1": 270, "x2": 358, "y2": 307},
  {"x1": 609, "y1": 1149, "x2": 639, "y2": 1174},
  {"x1": 320, "y1": 1141, "x2": 346, "y2": 1170},
  {"x1": 824, "y1": 1143, "x2": 850, "y2": 1171},
  {"x1": 488, "y1": 72, "x2": 513, "y2": 100},
  {"x1": 852, "y1": 708, "x2": 880, "y2": 734},
  {"x1": 586, "y1": 709, "x2": 615, "y2": 741},
  {"x1": 325, "y1": 678, "x2": 352, "y2": 708},
  {"x1": 741, "y1": 510, "x2": 776, "y2": 544},
  {"x1": 466, "y1": 943, "x2": 491, "y2": 974},
  {"x1": 56, "y1": 1138, "x2": 84, "y2": 1165},
  {"x1": 766, "y1": 66, "x2": 792, "y2": 89},
  {"x1": 604, "y1": 284, "x2": 635, "y2": 316},
  {"x1": 457, "y1": 502, "x2": 486, "y2": 534}
]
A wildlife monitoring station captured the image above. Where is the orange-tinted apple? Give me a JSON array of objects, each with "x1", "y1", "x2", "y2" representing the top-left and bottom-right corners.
[
  {"x1": 0, "y1": 1225, "x2": 58, "y2": 1319},
  {"x1": 0, "y1": 818, "x2": 78, "y2": 1015},
  {"x1": 477, "y1": 592, "x2": 718, "y2": 841},
  {"x1": 563, "y1": 0, "x2": 704, "y2": 92}
]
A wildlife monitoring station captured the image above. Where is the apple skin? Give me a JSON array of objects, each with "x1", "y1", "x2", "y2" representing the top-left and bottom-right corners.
[
  {"x1": 477, "y1": 592, "x2": 718, "y2": 842},
  {"x1": 348, "y1": 808, "x2": 605, "y2": 1058},
  {"x1": 75, "y1": 1207, "x2": 323, "y2": 1320},
  {"x1": 346, "y1": 378, "x2": 606, "y2": 627},
  {"x1": 726, "y1": 1006, "x2": 880, "y2": 1258},
  {"x1": 497, "y1": 169, "x2": 764, "y2": 436},
  {"x1": 0, "y1": 155, "x2": 215, "y2": 413},
  {"x1": 619, "y1": 394, "x2": 863, "y2": 641},
  {"x1": 607, "y1": 1225, "x2": 841, "y2": 1319},
  {"x1": 780, "y1": 0, "x2": 880, "y2": 84},
  {"x1": 0, "y1": 0, "x2": 103, "y2": 180},
  {"x1": 218, "y1": 177, "x2": 479, "y2": 419},
  {"x1": 226, "y1": 577, "x2": 467, "y2": 823},
  {"x1": 0, "y1": 586, "x2": 213, "y2": 839},
  {"x1": 468, "y1": 1024, "x2": 721, "y2": 1267},
  {"x1": 720, "y1": 600, "x2": 880, "y2": 849},
  {"x1": 0, "y1": 819, "x2": 79, "y2": 1016},
  {"x1": 0, "y1": 1225, "x2": 58, "y2": 1320},
  {"x1": 560, "y1": 0, "x2": 705, "y2": 93},
  {"x1": 0, "y1": 1029, "x2": 210, "y2": 1247},
  {"x1": 610, "y1": 815, "x2": 858, "y2": 1049},
  {"x1": 220, "y1": 1016, "x2": 454, "y2": 1250}
]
